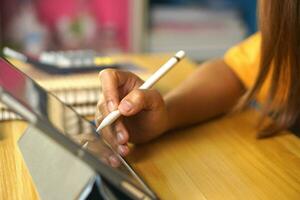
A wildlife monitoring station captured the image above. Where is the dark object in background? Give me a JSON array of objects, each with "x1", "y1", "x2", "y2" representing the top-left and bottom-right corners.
[
  {"x1": 3, "y1": 47, "x2": 141, "y2": 74},
  {"x1": 0, "y1": 0, "x2": 19, "y2": 54},
  {"x1": 150, "y1": 0, "x2": 257, "y2": 35}
]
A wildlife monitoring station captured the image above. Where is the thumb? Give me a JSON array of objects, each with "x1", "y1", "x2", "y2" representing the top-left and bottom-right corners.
[{"x1": 118, "y1": 89, "x2": 163, "y2": 116}]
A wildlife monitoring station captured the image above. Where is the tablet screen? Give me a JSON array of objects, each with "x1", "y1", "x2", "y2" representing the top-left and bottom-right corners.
[{"x1": 0, "y1": 58, "x2": 154, "y2": 198}]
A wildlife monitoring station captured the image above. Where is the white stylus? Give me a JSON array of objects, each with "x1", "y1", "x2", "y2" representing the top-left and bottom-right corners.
[{"x1": 96, "y1": 50, "x2": 186, "y2": 133}]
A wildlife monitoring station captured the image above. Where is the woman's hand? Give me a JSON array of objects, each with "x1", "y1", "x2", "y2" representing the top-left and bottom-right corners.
[{"x1": 95, "y1": 69, "x2": 170, "y2": 160}]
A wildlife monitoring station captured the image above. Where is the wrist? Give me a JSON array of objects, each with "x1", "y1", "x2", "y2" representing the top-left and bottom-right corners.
[{"x1": 164, "y1": 95, "x2": 178, "y2": 132}]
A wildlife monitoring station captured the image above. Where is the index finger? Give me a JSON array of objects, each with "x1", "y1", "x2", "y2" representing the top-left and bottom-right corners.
[
  {"x1": 99, "y1": 69, "x2": 122, "y2": 112},
  {"x1": 99, "y1": 69, "x2": 141, "y2": 112}
]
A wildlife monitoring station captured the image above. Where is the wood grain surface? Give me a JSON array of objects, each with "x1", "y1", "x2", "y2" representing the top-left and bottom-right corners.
[
  {"x1": 1, "y1": 55, "x2": 299, "y2": 200},
  {"x1": 127, "y1": 110, "x2": 300, "y2": 200}
]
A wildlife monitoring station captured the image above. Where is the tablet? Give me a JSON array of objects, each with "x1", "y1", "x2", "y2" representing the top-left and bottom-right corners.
[{"x1": 0, "y1": 58, "x2": 157, "y2": 200}]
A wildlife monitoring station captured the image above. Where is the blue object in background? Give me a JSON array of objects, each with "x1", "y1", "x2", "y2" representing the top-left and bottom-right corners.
[
  {"x1": 236, "y1": 0, "x2": 257, "y2": 35},
  {"x1": 150, "y1": 0, "x2": 257, "y2": 35}
]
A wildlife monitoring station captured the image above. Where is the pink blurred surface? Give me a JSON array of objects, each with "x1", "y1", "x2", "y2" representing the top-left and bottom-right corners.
[{"x1": 35, "y1": 0, "x2": 129, "y2": 50}]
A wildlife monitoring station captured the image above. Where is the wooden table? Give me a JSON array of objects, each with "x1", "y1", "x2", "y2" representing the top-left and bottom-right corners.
[
  {"x1": 1, "y1": 55, "x2": 300, "y2": 199},
  {"x1": 128, "y1": 110, "x2": 300, "y2": 200}
]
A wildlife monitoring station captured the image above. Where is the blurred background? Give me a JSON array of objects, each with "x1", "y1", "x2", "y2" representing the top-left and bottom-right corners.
[{"x1": 0, "y1": 0, "x2": 257, "y2": 61}]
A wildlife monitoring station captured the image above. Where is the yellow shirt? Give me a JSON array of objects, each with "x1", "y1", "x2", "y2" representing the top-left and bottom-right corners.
[{"x1": 224, "y1": 33, "x2": 269, "y2": 102}]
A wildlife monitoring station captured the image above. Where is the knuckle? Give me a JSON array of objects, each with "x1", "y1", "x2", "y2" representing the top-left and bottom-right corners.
[
  {"x1": 155, "y1": 97, "x2": 164, "y2": 108},
  {"x1": 153, "y1": 89, "x2": 162, "y2": 100},
  {"x1": 131, "y1": 76, "x2": 144, "y2": 88},
  {"x1": 133, "y1": 89, "x2": 145, "y2": 102},
  {"x1": 151, "y1": 90, "x2": 164, "y2": 107},
  {"x1": 135, "y1": 77, "x2": 144, "y2": 87}
]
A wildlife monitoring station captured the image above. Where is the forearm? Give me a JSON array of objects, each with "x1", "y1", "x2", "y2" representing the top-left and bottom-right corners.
[{"x1": 164, "y1": 59, "x2": 245, "y2": 130}]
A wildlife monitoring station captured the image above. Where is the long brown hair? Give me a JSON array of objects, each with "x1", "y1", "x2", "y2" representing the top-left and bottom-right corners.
[{"x1": 241, "y1": 0, "x2": 300, "y2": 137}]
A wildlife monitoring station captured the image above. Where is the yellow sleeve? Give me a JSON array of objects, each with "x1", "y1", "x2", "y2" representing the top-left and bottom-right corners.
[
  {"x1": 224, "y1": 33, "x2": 261, "y2": 90},
  {"x1": 224, "y1": 33, "x2": 269, "y2": 101}
]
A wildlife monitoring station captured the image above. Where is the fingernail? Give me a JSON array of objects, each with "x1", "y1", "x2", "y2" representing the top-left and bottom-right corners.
[
  {"x1": 118, "y1": 145, "x2": 128, "y2": 155},
  {"x1": 109, "y1": 156, "x2": 120, "y2": 167},
  {"x1": 107, "y1": 101, "x2": 116, "y2": 112},
  {"x1": 120, "y1": 99, "x2": 132, "y2": 113},
  {"x1": 117, "y1": 132, "x2": 124, "y2": 143}
]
